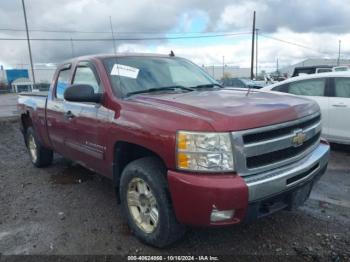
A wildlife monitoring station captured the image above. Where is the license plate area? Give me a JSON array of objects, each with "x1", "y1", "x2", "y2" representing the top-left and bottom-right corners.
[{"x1": 244, "y1": 183, "x2": 313, "y2": 223}]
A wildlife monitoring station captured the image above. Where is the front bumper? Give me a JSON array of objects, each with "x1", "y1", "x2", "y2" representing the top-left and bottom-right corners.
[{"x1": 167, "y1": 141, "x2": 330, "y2": 226}]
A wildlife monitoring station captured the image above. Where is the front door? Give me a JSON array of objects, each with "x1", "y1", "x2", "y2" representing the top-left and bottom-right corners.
[
  {"x1": 287, "y1": 77, "x2": 330, "y2": 137},
  {"x1": 62, "y1": 61, "x2": 110, "y2": 175},
  {"x1": 328, "y1": 77, "x2": 350, "y2": 144}
]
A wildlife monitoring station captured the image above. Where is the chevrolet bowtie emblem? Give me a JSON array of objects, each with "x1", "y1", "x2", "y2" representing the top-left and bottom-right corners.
[{"x1": 292, "y1": 130, "x2": 306, "y2": 147}]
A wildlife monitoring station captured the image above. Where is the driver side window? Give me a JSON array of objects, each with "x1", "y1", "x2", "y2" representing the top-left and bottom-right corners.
[{"x1": 72, "y1": 65, "x2": 102, "y2": 94}]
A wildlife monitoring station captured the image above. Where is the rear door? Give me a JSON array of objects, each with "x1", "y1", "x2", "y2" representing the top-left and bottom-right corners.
[
  {"x1": 327, "y1": 77, "x2": 350, "y2": 144},
  {"x1": 287, "y1": 78, "x2": 330, "y2": 138},
  {"x1": 46, "y1": 64, "x2": 72, "y2": 155}
]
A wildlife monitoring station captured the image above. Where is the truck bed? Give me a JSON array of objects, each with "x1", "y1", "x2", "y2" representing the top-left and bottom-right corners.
[{"x1": 19, "y1": 91, "x2": 48, "y2": 97}]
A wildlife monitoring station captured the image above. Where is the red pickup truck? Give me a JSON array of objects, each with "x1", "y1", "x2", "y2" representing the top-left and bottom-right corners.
[{"x1": 18, "y1": 54, "x2": 330, "y2": 247}]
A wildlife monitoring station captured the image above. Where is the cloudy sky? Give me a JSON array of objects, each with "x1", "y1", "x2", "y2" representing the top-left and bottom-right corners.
[{"x1": 0, "y1": 0, "x2": 349, "y2": 74}]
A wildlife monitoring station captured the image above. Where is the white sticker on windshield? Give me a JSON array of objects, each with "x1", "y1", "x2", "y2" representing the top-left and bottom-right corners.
[{"x1": 111, "y1": 64, "x2": 139, "y2": 79}]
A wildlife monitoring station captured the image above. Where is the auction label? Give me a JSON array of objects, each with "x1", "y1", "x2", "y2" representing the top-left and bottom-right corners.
[{"x1": 111, "y1": 64, "x2": 139, "y2": 79}]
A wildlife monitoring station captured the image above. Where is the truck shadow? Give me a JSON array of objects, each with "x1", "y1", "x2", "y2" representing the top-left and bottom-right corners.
[
  {"x1": 50, "y1": 162, "x2": 94, "y2": 185},
  {"x1": 330, "y1": 143, "x2": 350, "y2": 153}
]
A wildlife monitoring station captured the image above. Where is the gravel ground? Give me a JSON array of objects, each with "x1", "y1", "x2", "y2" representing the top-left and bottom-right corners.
[{"x1": 0, "y1": 120, "x2": 349, "y2": 261}]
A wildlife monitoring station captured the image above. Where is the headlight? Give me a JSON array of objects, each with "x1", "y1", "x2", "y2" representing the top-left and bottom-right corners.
[{"x1": 176, "y1": 131, "x2": 234, "y2": 172}]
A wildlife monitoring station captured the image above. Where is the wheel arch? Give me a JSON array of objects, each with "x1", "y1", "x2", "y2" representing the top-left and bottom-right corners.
[
  {"x1": 112, "y1": 140, "x2": 167, "y2": 203},
  {"x1": 20, "y1": 110, "x2": 33, "y2": 134}
]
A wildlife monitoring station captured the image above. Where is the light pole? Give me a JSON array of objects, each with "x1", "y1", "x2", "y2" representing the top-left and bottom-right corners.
[
  {"x1": 222, "y1": 56, "x2": 225, "y2": 79},
  {"x1": 21, "y1": 0, "x2": 36, "y2": 86},
  {"x1": 250, "y1": 11, "x2": 256, "y2": 80},
  {"x1": 255, "y1": 28, "x2": 259, "y2": 79},
  {"x1": 337, "y1": 40, "x2": 341, "y2": 66},
  {"x1": 70, "y1": 37, "x2": 75, "y2": 57}
]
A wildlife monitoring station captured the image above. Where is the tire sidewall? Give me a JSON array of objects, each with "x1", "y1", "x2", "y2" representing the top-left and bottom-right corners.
[
  {"x1": 26, "y1": 127, "x2": 39, "y2": 165},
  {"x1": 120, "y1": 160, "x2": 173, "y2": 247}
]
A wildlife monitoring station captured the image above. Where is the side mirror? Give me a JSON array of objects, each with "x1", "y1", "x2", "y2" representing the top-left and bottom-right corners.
[{"x1": 64, "y1": 84, "x2": 102, "y2": 103}]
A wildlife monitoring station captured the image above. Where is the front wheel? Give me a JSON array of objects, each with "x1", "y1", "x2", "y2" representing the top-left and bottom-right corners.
[
  {"x1": 26, "y1": 127, "x2": 53, "y2": 167},
  {"x1": 120, "y1": 157, "x2": 186, "y2": 247}
]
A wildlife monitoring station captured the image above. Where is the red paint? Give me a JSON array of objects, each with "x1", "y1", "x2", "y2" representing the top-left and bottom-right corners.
[
  {"x1": 17, "y1": 54, "x2": 321, "y2": 226},
  {"x1": 167, "y1": 170, "x2": 248, "y2": 226}
]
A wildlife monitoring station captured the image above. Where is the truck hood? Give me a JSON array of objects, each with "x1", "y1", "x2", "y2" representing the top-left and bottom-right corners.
[{"x1": 127, "y1": 88, "x2": 319, "y2": 131}]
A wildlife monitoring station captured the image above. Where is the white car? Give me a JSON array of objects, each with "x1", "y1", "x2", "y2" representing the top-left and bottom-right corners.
[
  {"x1": 333, "y1": 66, "x2": 350, "y2": 72},
  {"x1": 261, "y1": 72, "x2": 350, "y2": 145}
]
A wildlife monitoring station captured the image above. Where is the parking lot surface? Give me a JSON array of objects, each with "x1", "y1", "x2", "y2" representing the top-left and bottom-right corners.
[
  {"x1": 0, "y1": 120, "x2": 349, "y2": 260},
  {"x1": 0, "y1": 94, "x2": 18, "y2": 119}
]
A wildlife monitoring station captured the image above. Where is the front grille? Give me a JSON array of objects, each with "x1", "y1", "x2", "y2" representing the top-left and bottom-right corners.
[
  {"x1": 246, "y1": 132, "x2": 320, "y2": 169},
  {"x1": 231, "y1": 113, "x2": 322, "y2": 176},
  {"x1": 243, "y1": 115, "x2": 321, "y2": 144}
]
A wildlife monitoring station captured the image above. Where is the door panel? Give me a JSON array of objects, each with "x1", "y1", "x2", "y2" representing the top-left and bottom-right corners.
[
  {"x1": 46, "y1": 67, "x2": 72, "y2": 155},
  {"x1": 306, "y1": 96, "x2": 330, "y2": 138},
  {"x1": 286, "y1": 78, "x2": 330, "y2": 138},
  {"x1": 328, "y1": 78, "x2": 350, "y2": 144},
  {"x1": 62, "y1": 61, "x2": 110, "y2": 175}
]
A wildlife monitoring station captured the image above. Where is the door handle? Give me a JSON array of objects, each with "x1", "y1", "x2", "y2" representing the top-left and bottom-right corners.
[
  {"x1": 332, "y1": 104, "x2": 347, "y2": 108},
  {"x1": 64, "y1": 110, "x2": 75, "y2": 120}
]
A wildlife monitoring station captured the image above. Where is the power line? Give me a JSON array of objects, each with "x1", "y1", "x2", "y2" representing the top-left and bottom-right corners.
[
  {"x1": 258, "y1": 33, "x2": 325, "y2": 54},
  {"x1": 0, "y1": 27, "x2": 250, "y2": 35},
  {"x1": 0, "y1": 32, "x2": 251, "y2": 41}
]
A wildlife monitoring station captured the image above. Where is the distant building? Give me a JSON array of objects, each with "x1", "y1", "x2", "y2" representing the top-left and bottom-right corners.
[
  {"x1": 12, "y1": 77, "x2": 33, "y2": 93},
  {"x1": 280, "y1": 58, "x2": 350, "y2": 76},
  {"x1": 203, "y1": 65, "x2": 250, "y2": 80},
  {"x1": 5, "y1": 69, "x2": 29, "y2": 85}
]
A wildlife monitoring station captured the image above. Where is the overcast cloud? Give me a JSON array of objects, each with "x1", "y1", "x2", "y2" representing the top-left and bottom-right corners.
[{"x1": 0, "y1": 0, "x2": 349, "y2": 73}]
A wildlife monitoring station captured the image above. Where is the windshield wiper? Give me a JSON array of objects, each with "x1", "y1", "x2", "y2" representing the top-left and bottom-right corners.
[
  {"x1": 192, "y1": 83, "x2": 223, "y2": 89},
  {"x1": 126, "y1": 85, "x2": 194, "y2": 97}
]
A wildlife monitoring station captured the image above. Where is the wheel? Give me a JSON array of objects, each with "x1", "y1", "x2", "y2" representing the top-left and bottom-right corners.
[
  {"x1": 26, "y1": 127, "x2": 53, "y2": 167},
  {"x1": 120, "y1": 157, "x2": 186, "y2": 247}
]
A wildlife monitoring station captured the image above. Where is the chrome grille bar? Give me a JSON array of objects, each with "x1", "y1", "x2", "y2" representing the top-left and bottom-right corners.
[{"x1": 231, "y1": 112, "x2": 322, "y2": 176}]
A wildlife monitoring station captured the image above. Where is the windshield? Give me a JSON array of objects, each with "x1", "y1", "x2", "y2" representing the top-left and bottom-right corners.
[{"x1": 103, "y1": 56, "x2": 218, "y2": 97}]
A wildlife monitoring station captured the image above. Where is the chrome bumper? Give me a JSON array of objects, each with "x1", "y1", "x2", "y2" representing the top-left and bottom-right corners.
[{"x1": 243, "y1": 142, "x2": 330, "y2": 202}]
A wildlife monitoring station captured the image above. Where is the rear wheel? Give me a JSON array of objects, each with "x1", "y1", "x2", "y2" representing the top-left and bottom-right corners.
[
  {"x1": 120, "y1": 157, "x2": 186, "y2": 247},
  {"x1": 26, "y1": 127, "x2": 53, "y2": 167}
]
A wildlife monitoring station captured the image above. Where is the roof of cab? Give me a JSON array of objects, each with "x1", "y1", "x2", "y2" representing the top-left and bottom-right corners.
[{"x1": 60, "y1": 52, "x2": 176, "y2": 65}]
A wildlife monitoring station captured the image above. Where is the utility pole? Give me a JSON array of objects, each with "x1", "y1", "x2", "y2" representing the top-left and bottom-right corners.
[
  {"x1": 222, "y1": 56, "x2": 225, "y2": 79},
  {"x1": 250, "y1": 11, "x2": 256, "y2": 80},
  {"x1": 337, "y1": 40, "x2": 341, "y2": 66},
  {"x1": 109, "y1": 16, "x2": 117, "y2": 54},
  {"x1": 21, "y1": 0, "x2": 36, "y2": 86},
  {"x1": 276, "y1": 57, "x2": 279, "y2": 75},
  {"x1": 255, "y1": 28, "x2": 259, "y2": 79}
]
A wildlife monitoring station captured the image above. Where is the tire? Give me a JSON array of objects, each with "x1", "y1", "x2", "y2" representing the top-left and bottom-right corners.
[
  {"x1": 120, "y1": 157, "x2": 186, "y2": 247},
  {"x1": 25, "y1": 127, "x2": 53, "y2": 167}
]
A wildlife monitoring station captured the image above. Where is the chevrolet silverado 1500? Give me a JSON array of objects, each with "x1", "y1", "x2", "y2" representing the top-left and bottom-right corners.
[{"x1": 18, "y1": 54, "x2": 330, "y2": 247}]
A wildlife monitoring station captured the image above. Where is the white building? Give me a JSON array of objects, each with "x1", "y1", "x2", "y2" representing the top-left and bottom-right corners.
[
  {"x1": 203, "y1": 65, "x2": 250, "y2": 80},
  {"x1": 12, "y1": 78, "x2": 33, "y2": 93}
]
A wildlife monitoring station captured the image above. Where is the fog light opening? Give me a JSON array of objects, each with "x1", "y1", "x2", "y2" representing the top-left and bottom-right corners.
[{"x1": 210, "y1": 208, "x2": 235, "y2": 222}]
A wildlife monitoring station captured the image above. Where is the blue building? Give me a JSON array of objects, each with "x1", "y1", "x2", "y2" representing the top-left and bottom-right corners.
[{"x1": 5, "y1": 69, "x2": 29, "y2": 85}]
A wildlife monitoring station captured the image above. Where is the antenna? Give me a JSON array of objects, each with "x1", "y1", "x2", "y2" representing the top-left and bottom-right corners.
[
  {"x1": 108, "y1": 16, "x2": 122, "y2": 95},
  {"x1": 109, "y1": 16, "x2": 117, "y2": 55}
]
